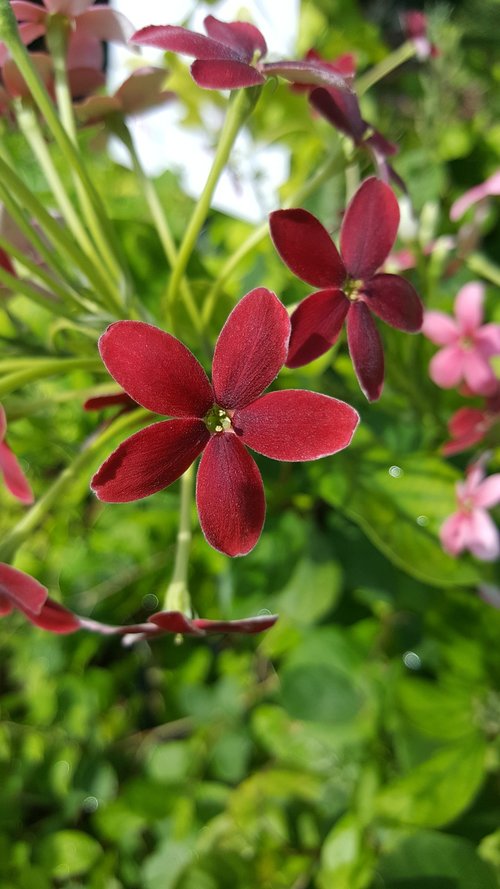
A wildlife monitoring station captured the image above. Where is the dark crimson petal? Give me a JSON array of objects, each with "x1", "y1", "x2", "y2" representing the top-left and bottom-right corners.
[
  {"x1": 347, "y1": 302, "x2": 384, "y2": 401},
  {"x1": 0, "y1": 441, "x2": 34, "y2": 504},
  {"x1": 0, "y1": 593, "x2": 13, "y2": 616},
  {"x1": 191, "y1": 59, "x2": 264, "y2": 89},
  {"x1": 131, "y1": 25, "x2": 243, "y2": 60},
  {"x1": 27, "y1": 598, "x2": 81, "y2": 634},
  {"x1": 309, "y1": 87, "x2": 366, "y2": 143},
  {"x1": 212, "y1": 288, "x2": 290, "y2": 409},
  {"x1": 83, "y1": 392, "x2": 136, "y2": 411},
  {"x1": 269, "y1": 209, "x2": 346, "y2": 289},
  {"x1": 196, "y1": 434, "x2": 265, "y2": 557},
  {"x1": 204, "y1": 15, "x2": 267, "y2": 62},
  {"x1": 99, "y1": 321, "x2": 213, "y2": 418},
  {"x1": 286, "y1": 288, "x2": 349, "y2": 368},
  {"x1": 149, "y1": 610, "x2": 205, "y2": 636},
  {"x1": 361, "y1": 274, "x2": 423, "y2": 332},
  {"x1": 263, "y1": 60, "x2": 351, "y2": 93},
  {"x1": 0, "y1": 563, "x2": 47, "y2": 614},
  {"x1": 91, "y1": 419, "x2": 209, "y2": 503},
  {"x1": 194, "y1": 614, "x2": 278, "y2": 634},
  {"x1": 365, "y1": 129, "x2": 398, "y2": 158},
  {"x1": 233, "y1": 390, "x2": 359, "y2": 460},
  {"x1": 340, "y1": 177, "x2": 400, "y2": 280}
]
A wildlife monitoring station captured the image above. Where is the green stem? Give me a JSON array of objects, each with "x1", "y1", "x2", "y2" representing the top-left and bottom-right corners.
[
  {"x1": 165, "y1": 87, "x2": 261, "y2": 324},
  {"x1": 0, "y1": 408, "x2": 147, "y2": 562},
  {"x1": 0, "y1": 264, "x2": 77, "y2": 319},
  {"x1": 466, "y1": 253, "x2": 500, "y2": 287},
  {"x1": 201, "y1": 148, "x2": 345, "y2": 325},
  {"x1": 355, "y1": 41, "x2": 417, "y2": 96},
  {"x1": 163, "y1": 464, "x2": 194, "y2": 614},
  {"x1": 0, "y1": 357, "x2": 102, "y2": 398}
]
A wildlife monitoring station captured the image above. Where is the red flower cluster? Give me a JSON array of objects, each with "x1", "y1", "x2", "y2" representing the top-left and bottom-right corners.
[
  {"x1": 91, "y1": 288, "x2": 359, "y2": 556},
  {"x1": 270, "y1": 177, "x2": 423, "y2": 400}
]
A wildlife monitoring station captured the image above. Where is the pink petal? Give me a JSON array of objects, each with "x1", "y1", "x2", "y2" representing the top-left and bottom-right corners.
[
  {"x1": 148, "y1": 611, "x2": 205, "y2": 636},
  {"x1": 212, "y1": 288, "x2": 290, "y2": 410},
  {"x1": 340, "y1": 177, "x2": 400, "y2": 280},
  {"x1": 449, "y1": 407, "x2": 486, "y2": 438},
  {"x1": 196, "y1": 434, "x2": 265, "y2": 557},
  {"x1": 286, "y1": 288, "x2": 350, "y2": 368},
  {"x1": 131, "y1": 25, "x2": 243, "y2": 61},
  {"x1": 263, "y1": 60, "x2": 350, "y2": 92},
  {"x1": 191, "y1": 59, "x2": 264, "y2": 89},
  {"x1": 439, "y1": 510, "x2": 469, "y2": 556},
  {"x1": 309, "y1": 86, "x2": 365, "y2": 143},
  {"x1": 462, "y1": 350, "x2": 498, "y2": 396},
  {"x1": 3, "y1": 53, "x2": 53, "y2": 98},
  {"x1": 475, "y1": 324, "x2": 500, "y2": 358},
  {"x1": 67, "y1": 29, "x2": 102, "y2": 70},
  {"x1": 474, "y1": 474, "x2": 500, "y2": 509},
  {"x1": 233, "y1": 390, "x2": 359, "y2": 460},
  {"x1": 27, "y1": 598, "x2": 81, "y2": 634},
  {"x1": 0, "y1": 441, "x2": 34, "y2": 504},
  {"x1": 455, "y1": 282, "x2": 484, "y2": 335},
  {"x1": 68, "y1": 66, "x2": 105, "y2": 98},
  {"x1": 116, "y1": 67, "x2": 175, "y2": 114},
  {"x1": 91, "y1": 419, "x2": 209, "y2": 502},
  {"x1": 346, "y1": 302, "x2": 384, "y2": 401},
  {"x1": 422, "y1": 311, "x2": 458, "y2": 345},
  {"x1": 11, "y1": 2, "x2": 47, "y2": 23},
  {"x1": 450, "y1": 171, "x2": 500, "y2": 221},
  {"x1": 362, "y1": 274, "x2": 423, "y2": 332},
  {"x1": 468, "y1": 509, "x2": 500, "y2": 561},
  {"x1": 269, "y1": 209, "x2": 346, "y2": 288},
  {"x1": 194, "y1": 614, "x2": 278, "y2": 634},
  {"x1": 0, "y1": 563, "x2": 47, "y2": 615},
  {"x1": 98, "y1": 321, "x2": 213, "y2": 418},
  {"x1": 429, "y1": 345, "x2": 465, "y2": 389},
  {"x1": 76, "y1": 8, "x2": 134, "y2": 44},
  {"x1": 44, "y1": 0, "x2": 93, "y2": 13},
  {"x1": 203, "y1": 15, "x2": 267, "y2": 62}
]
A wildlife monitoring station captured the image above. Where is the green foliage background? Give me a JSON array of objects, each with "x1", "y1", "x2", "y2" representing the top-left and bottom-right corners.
[{"x1": 1, "y1": 0, "x2": 500, "y2": 886}]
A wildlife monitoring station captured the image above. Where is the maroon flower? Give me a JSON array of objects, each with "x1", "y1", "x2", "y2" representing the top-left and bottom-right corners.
[
  {"x1": 132, "y1": 15, "x2": 351, "y2": 93},
  {"x1": 289, "y1": 49, "x2": 356, "y2": 93},
  {"x1": 270, "y1": 177, "x2": 423, "y2": 401},
  {"x1": 91, "y1": 288, "x2": 359, "y2": 555},
  {"x1": 0, "y1": 404, "x2": 34, "y2": 504}
]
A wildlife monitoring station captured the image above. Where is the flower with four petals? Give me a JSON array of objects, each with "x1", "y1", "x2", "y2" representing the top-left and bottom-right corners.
[
  {"x1": 270, "y1": 177, "x2": 423, "y2": 400},
  {"x1": 0, "y1": 404, "x2": 33, "y2": 504},
  {"x1": 440, "y1": 462, "x2": 500, "y2": 561},
  {"x1": 91, "y1": 288, "x2": 359, "y2": 556}
]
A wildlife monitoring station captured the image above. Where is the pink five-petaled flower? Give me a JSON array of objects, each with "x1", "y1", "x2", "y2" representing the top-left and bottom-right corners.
[
  {"x1": 91, "y1": 288, "x2": 359, "y2": 556},
  {"x1": 270, "y1": 177, "x2": 423, "y2": 401},
  {"x1": 0, "y1": 561, "x2": 277, "y2": 637},
  {"x1": 0, "y1": 404, "x2": 34, "y2": 504},
  {"x1": 132, "y1": 15, "x2": 350, "y2": 93},
  {"x1": 440, "y1": 462, "x2": 500, "y2": 561},
  {"x1": 422, "y1": 283, "x2": 500, "y2": 396}
]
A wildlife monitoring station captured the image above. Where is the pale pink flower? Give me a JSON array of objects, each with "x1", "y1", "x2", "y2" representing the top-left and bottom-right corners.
[
  {"x1": 0, "y1": 404, "x2": 34, "y2": 504},
  {"x1": 450, "y1": 171, "x2": 500, "y2": 222},
  {"x1": 422, "y1": 282, "x2": 500, "y2": 395},
  {"x1": 440, "y1": 462, "x2": 500, "y2": 561}
]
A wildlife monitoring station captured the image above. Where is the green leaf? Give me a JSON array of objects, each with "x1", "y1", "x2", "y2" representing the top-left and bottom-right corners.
[
  {"x1": 316, "y1": 814, "x2": 375, "y2": 889},
  {"x1": 379, "y1": 829, "x2": 498, "y2": 888},
  {"x1": 35, "y1": 831, "x2": 102, "y2": 879},
  {"x1": 397, "y1": 678, "x2": 477, "y2": 741},
  {"x1": 377, "y1": 738, "x2": 487, "y2": 827}
]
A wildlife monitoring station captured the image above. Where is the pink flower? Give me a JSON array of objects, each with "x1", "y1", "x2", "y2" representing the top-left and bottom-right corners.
[
  {"x1": 75, "y1": 67, "x2": 175, "y2": 126},
  {"x1": 8, "y1": 0, "x2": 134, "y2": 70},
  {"x1": 0, "y1": 52, "x2": 104, "y2": 110},
  {"x1": 0, "y1": 404, "x2": 34, "y2": 504},
  {"x1": 440, "y1": 462, "x2": 500, "y2": 561},
  {"x1": 0, "y1": 561, "x2": 278, "y2": 637},
  {"x1": 422, "y1": 283, "x2": 500, "y2": 396},
  {"x1": 269, "y1": 177, "x2": 423, "y2": 400},
  {"x1": 132, "y1": 15, "x2": 351, "y2": 93},
  {"x1": 450, "y1": 171, "x2": 500, "y2": 222},
  {"x1": 443, "y1": 388, "x2": 500, "y2": 455},
  {"x1": 91, "y1": 288, "x2": 359, "y2": 556}
]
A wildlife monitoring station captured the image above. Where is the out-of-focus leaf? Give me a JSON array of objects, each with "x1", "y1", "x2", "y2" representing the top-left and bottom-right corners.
[
  {"x1": 35, "y1": 831, "x2": 102, "y2": 879},
  {"x1": 379, "y1": 829, "x2": 498, "y2": 888},
  {"x1": 397, "y1": 678, "x2": 477, "y2": 741},
  {"x1": 316, "y1": 813, "x2": 375, "y2": 889}
]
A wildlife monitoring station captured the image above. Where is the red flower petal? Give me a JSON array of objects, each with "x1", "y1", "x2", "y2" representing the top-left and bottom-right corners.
[
  {"x1": 309, "y1": 86, "x2": 366, "y2": 143},
  {"x1": 340, "y1": 178, "x2": 400, "y2": 280},
  {"x1": 233, "y1": 390, "x2": 359, "y2": 460},
  {"x1": 269, "y1": 209, "x2": 346, "y2": 288},
  {"x1": 196, "y1": 434, "x2": 265, "y2": 556},
  {"x1": 194, "y1": 614, "x2": 278, "y2": 633},
  {"x1": 286, "y1": 288, "x2": 350, "y2": 368},
  {"x1": 0, "y1": 593, "x2": 13, "y2": 616},
  {"x1": 0, "y1": 441, "x2": 34, "y2": 504},
  {"x1": 131, "y1": 24, "x2": 242, "y2": 60},
  {"x1": 0, "y1": 563, "x2": 47, "y2": 615},
  {"x1": 347, "y1": 302, "x2": 384, "y2": 401},
  {"x1": 191, "y1": 59, "x2": 264, "y2": 89},
  {"x1": 83, "y1": 392, "x2": 135, "y2": 411},
  {"x1": 203, "y1": 15, "x2": 267, "y2": 62},
  {"x1": 212, "y1": 288, "x2": 290, "y2": 409},
  {"x1": 149, "y1": 610, "x2": 205, "y2": 636},
  {"x1": 27, "y1": 598, "x2": 81, "y2": 634},
  {"x1": 98, "y1": 321, "x2": 213, "y2": 418},
  {"x1": 263, "y1": 60, "x2": 351, "y2": 92},
  {"x1": 91, "y1": 419, "x2": 209, "y2": 503},
  {"x1": 361, "y1": 274, "x2": 423, "y2": 332}
]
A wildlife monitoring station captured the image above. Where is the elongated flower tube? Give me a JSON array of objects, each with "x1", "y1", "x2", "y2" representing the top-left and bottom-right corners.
[
  {"x1": 270, "y1": 177, "x2": 423, "y2": 400},
  {"x1": 91, "y1": 288, "x2": 359, "y2": 556}
]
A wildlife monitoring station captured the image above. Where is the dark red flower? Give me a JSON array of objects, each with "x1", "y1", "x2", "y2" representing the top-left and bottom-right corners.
[
  {"x1": 269, "y1": 177, "x2": 423, "y2": 401},
  {"x1": 443, "y1": 388, "x2": 500, "y2": 456},
  {"x1": 91, "y1": 288, "x2": 359, "y2": 555},
  {"x1": 0, "y1": 404, "x2": 34, "y2": 504},
  {"x1": 83, "y1": 390, "x2": 136, "y2": 412},
  {"x1": 132, "y1": 15, "x2": 351, "y2": 93},
  {"x1": 401, "y1": 11, "x2": 439, "y2": 60},
  {"x1": 289, "y1": 49, "x2": 356, "y2": 93}
]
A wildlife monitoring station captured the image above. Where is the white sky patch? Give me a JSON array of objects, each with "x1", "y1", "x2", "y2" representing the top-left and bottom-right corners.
[{"x1": 109, "y1": 0, "x2": 299, "y2": 221}]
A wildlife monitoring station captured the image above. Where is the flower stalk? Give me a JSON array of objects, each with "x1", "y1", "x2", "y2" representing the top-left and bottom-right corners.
[
  {"x1": 163, "y1": 465, "x2": 195, "y2": 615},
  {"x1": 355, "y1": 40, "x2": 417, "y2": 95}
]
